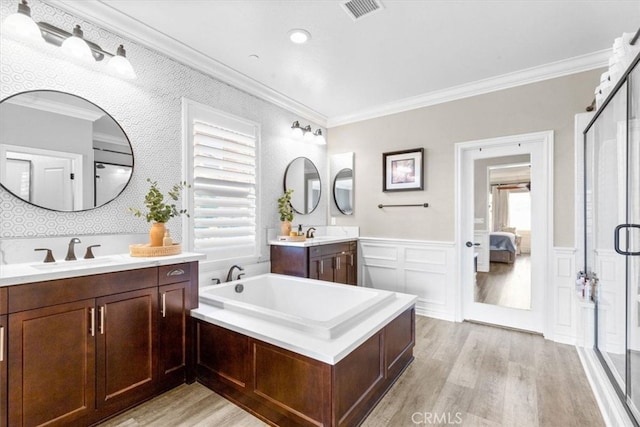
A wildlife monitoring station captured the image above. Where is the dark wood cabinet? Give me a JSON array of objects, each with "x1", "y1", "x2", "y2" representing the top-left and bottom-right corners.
[
  {"x1": 0, "y1": 287, "x2": 8, "y2": 427},
  {"x1": 3, "y1": 261, "x2": 198, "y2": 426},
  {"x1": 272, "y1": 240, "x2": 358, "y2": 285},
  {"x1": 96, "y1": 287, "x2": 158, "y2": 414},
  {"x1": 158, "y1": 264, "x2": 192, "y2": 389},
  {"x1": 8, "y1": 298, "x2": 96, "y2": 426}
]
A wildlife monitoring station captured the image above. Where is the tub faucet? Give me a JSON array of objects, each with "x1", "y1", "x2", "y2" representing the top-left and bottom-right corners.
[
  {"x1": 226, "y1": 265, "x2": 244, "y2": 282},
  {"x1": 65, "y1": 238, "x2": 81, "y2": 261},
  {"x1": 306, "y1": 227, "x2": 316, "y2": 238}
]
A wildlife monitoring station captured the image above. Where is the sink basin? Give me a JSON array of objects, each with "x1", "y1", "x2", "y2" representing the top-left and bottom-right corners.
[{"x1": 31, "y1": 256, "x2": 120, "y2": 271}]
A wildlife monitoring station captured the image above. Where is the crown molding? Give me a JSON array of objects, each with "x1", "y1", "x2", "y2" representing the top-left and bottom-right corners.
[
  {"x1": 327, "y1": 49, "x2": 609, "y2": 127},
  {"x1": 45, "y1": 0, "x2": 328, "y2": 127},
  {"x1": 44, "y1": 0, "x2": 608, "y2": 130}
]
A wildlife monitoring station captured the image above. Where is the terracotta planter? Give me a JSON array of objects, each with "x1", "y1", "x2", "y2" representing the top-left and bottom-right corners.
[
  {"x1": 149, "y1": 222, "x2": 166, "y2": 247},
  {"x1": 280, "y1": 221, "x2": 292, "y2": 236}
]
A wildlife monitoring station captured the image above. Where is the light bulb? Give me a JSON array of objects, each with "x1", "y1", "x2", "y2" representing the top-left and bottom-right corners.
[
  {"x1": 291, "y1": 121, "x2": 303, "y2": 138},
  {"x1": 313, "y1": 129, "x2": 326, "y2": 145},
  {"x1": 60, "y1": 25, "x2": 93, "y2": 63},
  {"x1": 108, "y1": 45, "x2": 137, "y2": 79},
  {"x1": 2, "y1": 0, "x2": 42, "y2": 43},
  {"x1": 303, "y1": 125, "x2": 314, "y2": 141}
]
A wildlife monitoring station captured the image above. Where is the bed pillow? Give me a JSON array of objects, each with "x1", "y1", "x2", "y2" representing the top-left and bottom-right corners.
[{"x1": 501, "y1": 226, "x2": 516, "y2": 235}]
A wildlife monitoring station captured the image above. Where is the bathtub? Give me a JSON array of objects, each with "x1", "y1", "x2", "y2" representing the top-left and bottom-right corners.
[
  {"x1": 199, "y1": 273, "x2": 395, "y2": 339},
  {"x1": 192, "y1": 273, "x2": 417, "y2": 426}
]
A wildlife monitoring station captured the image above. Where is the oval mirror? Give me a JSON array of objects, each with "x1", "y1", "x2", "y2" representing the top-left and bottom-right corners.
[
  {"x1": 284, "y1": 157, "x2": 321, "y2": 214},
  {"x1": 333, "y1": 168, "x2": 353, "y2": 215},
  {"x1": 0, "y1": 90, "x2": 133, "y2": 212}
]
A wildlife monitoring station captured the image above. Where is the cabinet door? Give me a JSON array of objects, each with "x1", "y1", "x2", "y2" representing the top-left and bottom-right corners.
[
  {"x1": 96, "y1": 287, "x2": 157, "y2": 412},
  {"x1": 310, "y1": 255, "x2": 335, "y2": 282},
  {"x1": 334, "y1": 253, "x2": 349, "y2": 284},
  {"x1": 0, "y1": 314, "x2": 6, "y2": 427},
  {"x1": 158, "y1": 282, "x2": 188, "y2": 389},
  {"x1": 8, "y1": 299, "x2": 96, "y2": 426}
]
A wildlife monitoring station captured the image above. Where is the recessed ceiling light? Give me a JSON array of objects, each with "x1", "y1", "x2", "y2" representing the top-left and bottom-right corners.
[
  {"x1": 248, "y1": 54, "x2": 260, "y2": 60},
  {"x1": 288, "y1": 29, "x2": 311, "y2": 44}
]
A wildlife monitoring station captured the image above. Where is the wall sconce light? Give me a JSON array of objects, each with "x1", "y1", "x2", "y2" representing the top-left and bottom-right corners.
[
  {"x1": 290, "y1": 121, "x2": 326, "y2": 145},
  {"x1": 2, "y1": 0, "x2": 137, "y2": 79}
]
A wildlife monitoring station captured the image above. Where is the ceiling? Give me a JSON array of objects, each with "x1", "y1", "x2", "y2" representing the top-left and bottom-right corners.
[{"x1": 50, "y1": 0, "x2": 639, "y2": 126}]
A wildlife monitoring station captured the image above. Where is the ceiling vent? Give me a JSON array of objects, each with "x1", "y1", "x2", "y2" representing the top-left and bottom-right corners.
[{"x1": 341, "y1": 0, "x2": 383, "y2": 21}]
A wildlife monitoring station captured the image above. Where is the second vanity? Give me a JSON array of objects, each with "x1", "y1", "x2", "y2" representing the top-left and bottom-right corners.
[
  {"x1": 0, "y1": 252, "x2": 204, "y2": 427},
  {"x1": 270, "y1": 237, "x2": 358, "y2": 286}
]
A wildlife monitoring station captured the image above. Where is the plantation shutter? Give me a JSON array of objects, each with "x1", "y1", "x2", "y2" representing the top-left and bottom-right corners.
[{"x1": 192, "y1": 118, "x2": 257, "y2": 260}]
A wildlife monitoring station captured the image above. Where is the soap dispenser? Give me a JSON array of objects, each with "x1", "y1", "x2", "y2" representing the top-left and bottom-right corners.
[
  {"x1": 163, "y1": 230, "x2": 173, "y2": 246},
  {"x1": 297, "y1": 224, "x2": 303, "y2": 236}
]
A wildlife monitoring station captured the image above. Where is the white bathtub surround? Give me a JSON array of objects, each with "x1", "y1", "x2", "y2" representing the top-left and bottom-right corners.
[
  {"x1": 192, "y1": 273, "x2": 416, "y2": 364},
  {"x1": 0, "y1": 233, "x2": 149, "y2": 265},
  {"x1": 0, "y1": 251, "x2": 205, "y2": 286}
]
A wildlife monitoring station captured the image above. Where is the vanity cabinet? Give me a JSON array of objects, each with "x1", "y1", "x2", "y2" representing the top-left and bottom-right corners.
[
  {"x1": 0, "y1": 288, "x2": 7, "y2": 427},
  {"x1": 158, "y1": 263, "x2": 195, "y2": 390},
  {"x1": 271, "y1": 241, "x2": 357, "y2": 285},
  {"x1": 4, "y1": 261, "x2": 198, "y2": 426}
]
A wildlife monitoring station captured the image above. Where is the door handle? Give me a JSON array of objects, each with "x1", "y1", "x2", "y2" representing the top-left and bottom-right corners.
[
  {"x1": 161, "y1": 292, "x2": 166, "y2": 318},
  {"x1": 465, "y1": 241, "x2": 481, "y2": 248},
  {"x1": 614, "y1": 224, "x2": 640, "y2": 256},
  {"x1": 89, "y1": 308, "x2": 95, "y2": 337},
  {"x1": 0, "y1": 326, "x2": 4, "y2": 362},
  {"x1": 99, "y1": 306, "x2": 105, "y2": 335}
]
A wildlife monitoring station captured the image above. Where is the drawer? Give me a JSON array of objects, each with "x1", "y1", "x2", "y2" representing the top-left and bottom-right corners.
[
  {"x1": 159, "y1": 263, "x2": 191, "y2": 285},
  {"x1": 0, "y1": 287, "x2": 6, "y2": 315}
]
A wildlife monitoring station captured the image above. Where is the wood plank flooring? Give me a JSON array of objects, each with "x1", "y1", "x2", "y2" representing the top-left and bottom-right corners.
[
  {"x1": 475, "y1": 255, "x2": 531, "y2": 310},
  {"x1": 99, "y1": 316, "x2": 604, "y2": 427}
]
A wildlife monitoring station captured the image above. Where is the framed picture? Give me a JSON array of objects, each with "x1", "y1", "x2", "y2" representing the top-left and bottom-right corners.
[{"x1": 382, "y1": 148, "x2": 424, "y2": 192}]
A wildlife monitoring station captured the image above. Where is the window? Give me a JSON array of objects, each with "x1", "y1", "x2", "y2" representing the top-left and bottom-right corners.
[
  {"x1": 508, "y1": 191, "x2": 531, "y2": 230},
  {"x1": 182, "y1": 99, "x2": 259, "y2": 262}
]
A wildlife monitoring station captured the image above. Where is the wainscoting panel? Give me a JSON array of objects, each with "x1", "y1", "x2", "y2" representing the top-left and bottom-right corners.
[
  {"x1": 550, "y1": 248, "x2": 578, "y2": 345},
  {"x1": 359, "y1": 238, "x2": 456, "y2": 320}
]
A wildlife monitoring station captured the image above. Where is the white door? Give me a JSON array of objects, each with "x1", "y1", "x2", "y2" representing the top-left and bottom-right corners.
[
  {"x1": 32, "y1": 157, "x2": 73, "y2": 211},
  {"x1": 456, "y1": 132, "x2": 552, "y2": 333}
]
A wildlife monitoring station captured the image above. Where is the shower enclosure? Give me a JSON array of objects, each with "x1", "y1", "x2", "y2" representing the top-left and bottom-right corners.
[{"x1": 584, "y1": 52, "x2": 639, "y2": 425}]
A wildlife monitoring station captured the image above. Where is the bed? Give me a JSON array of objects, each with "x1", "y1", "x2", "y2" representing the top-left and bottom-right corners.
[{"x1": 489, "y1": 231, "x2": 519, "y2": 264}]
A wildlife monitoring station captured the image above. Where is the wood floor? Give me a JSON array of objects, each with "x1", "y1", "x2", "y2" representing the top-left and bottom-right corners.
[
  {"x1": 99, "y1": 316, "x2": 604, "y2": 427},
  {"x1": 475, "y1": 255, "x2": 531, "y2": 310}
]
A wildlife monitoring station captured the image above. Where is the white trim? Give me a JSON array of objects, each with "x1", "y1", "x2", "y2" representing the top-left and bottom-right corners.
[
  {"x1": 454, "y1": 131, "x2": 554, "y2": 333},
  {"x1": 577, "y1": 347, "x2": 637, "y2": 427},
  {"x1": 46, "y1": 0, "x2": 608, "y2": 129},
  {"x1": 328, "y1": 49, "x2": 609, "y2": 127},
  {"x1": 46, "y1": 0, "x2": 327, "y2": 127}
]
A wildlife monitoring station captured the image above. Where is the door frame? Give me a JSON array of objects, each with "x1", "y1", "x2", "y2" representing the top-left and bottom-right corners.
[{"x1": 454, "y1": 130, "x2": 554, "y2": 334}]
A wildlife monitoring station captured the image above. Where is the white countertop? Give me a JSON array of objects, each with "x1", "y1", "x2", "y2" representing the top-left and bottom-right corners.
[
  {"x1": 191, "y1": 291, "x2": 416, "y2": 365},
  {"x1": 0, "y1": 252, "x2": 206, "y2": 287},
  {"x1": 269, "y1": 236, "x2": 357, "y2": 247}
]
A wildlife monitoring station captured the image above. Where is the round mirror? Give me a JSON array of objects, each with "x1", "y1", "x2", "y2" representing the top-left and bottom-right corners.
[
  {"x1": 284, "y1": 157, "x2": 321, "y2": 214},
  {"x1": 0, "y1": 90, "x2": 133, "y2": 212},
  {"x1": 333, "y1": 168, "x2": 353, "y2": 215}
]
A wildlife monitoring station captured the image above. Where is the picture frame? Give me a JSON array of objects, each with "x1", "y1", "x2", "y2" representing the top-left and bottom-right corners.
[{"x1": 382, "y1": 148, "x2": 424, "y2": 192}]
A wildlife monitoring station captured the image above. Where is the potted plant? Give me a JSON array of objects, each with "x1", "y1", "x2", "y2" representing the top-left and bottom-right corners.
[
  {"x1": 129, "y1": 178, "x2": 190, "y2": 246},
  {"x1": 278, "y1": 189, "x2": 294, "y2": 236}
]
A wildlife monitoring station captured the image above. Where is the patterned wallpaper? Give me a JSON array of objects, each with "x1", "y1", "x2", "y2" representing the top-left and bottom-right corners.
[{"x1": 0, "y1": 0, "x2": 327, "y2": 245}]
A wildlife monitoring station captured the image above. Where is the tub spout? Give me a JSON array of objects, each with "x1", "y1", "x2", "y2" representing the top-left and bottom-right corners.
[{"x1": 226, "y1": 264, "x2": 244, "y2": 282}]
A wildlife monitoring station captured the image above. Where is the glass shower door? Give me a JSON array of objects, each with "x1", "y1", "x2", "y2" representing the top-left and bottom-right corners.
[
  {"x1": 585, "y1": 80, "x2": 628, "y2": 394},
  {"x1": 628, "y1": 63, "x2": 640, "y2": 421}
]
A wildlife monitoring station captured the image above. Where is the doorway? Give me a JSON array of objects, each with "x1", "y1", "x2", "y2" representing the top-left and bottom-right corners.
[{"x1": 455, "y1": 131, "x2": 553, "y2": 333}]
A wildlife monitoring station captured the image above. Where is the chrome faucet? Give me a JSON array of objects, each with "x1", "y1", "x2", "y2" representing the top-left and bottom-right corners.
[
  {"x1": 226, "y1": 265, "x2": 244, "y2": 282},
  {"x1": 306, "y1": 227, "x2": 316, "y2": 238},
  {"x1": 65, "y1": 238, "x2": 81, "y2": 261}
]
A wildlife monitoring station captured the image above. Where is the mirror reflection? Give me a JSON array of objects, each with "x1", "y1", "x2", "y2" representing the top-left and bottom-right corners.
[
  {"x1": 474, "y1": 156, "x2": 532, "y2": 310},
  {"x1": 0, "y1": 90, "x2": 133, "y2": 211},
  {"x1": 333, "y1": 168, "x2": 353, "y2": 215},
  {"x1": 284, "y1": 157, "x2": 321, "y2": 214}
]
